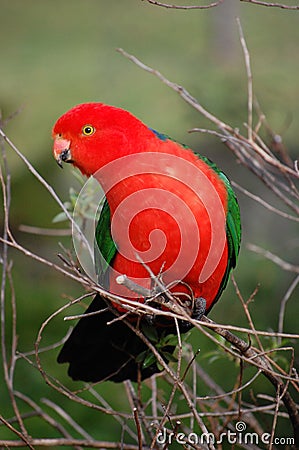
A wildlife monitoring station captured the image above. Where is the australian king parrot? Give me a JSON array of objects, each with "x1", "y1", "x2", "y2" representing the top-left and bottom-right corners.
[{"x1": 52, "y1": 102, "x2": 241, "y2": 383}]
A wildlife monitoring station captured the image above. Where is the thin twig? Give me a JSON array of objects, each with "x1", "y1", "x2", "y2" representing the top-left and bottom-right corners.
[
  {"x1": 143, "y1": 0, "x2": 223, "y2": 9},
  {"x1": 125, "y1": 381, "x2": 155, "y2": 443},
  {"x1": 133, "y1": 408, "x2": 144, "y2": 450},
  {"x1": 116, "y1": 48, "x2": 229, "y2": 132},
  {"x1": 19, "y1": 224, "x2": 71, "y2": 236},
  {"x1": 247, "y1": 243, "x2": 299, "y2": 273},
  {"x1": 0, "y1": 439, "x2": 144, "y2": 449},
  {"x1": 240, "y1": 0, "x2": 299, "y2": 9},
  {"x1": 15, "y1": 391, "x2": 80, "y2": 448},
  {"x1": 88, "y1": 388, "x2": 139, "y2": 442},
  {"x1": 117, "y1": 48, "x2": 299, "y2": 179},
  {"x1": 269, "y1": 385, "x2": 281, "y2": 450},
  {"x1": 0, "y1": 415, "x2": 34, "y2": 450},
  {"x1": 237, "y1": 18, "x2": 253, "y2": 142},
  {"x1": 278, "y1": 274, "x2": 299, "y2": 342},
  {"x1": 42, "y1": 398, "x2": 93, "y2": 442},
  {"x1": 0, "y1": 133, "x2": 29, "y2": 439},
  {"x1": 232, "y1": 181, "x2": 299, "y2": 222}
]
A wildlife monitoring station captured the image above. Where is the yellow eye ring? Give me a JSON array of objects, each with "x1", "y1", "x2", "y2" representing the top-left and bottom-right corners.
[{"x1": 82, "y1": 125, "x2": 95, "y2": 136}]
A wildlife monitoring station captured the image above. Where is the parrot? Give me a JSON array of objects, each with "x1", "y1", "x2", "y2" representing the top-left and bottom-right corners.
[{"x1": 52, "y1": 102, "x2": 241, "y2": 383}]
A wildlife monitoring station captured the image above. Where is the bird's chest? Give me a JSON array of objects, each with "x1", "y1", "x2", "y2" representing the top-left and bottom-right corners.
[{"x1": 107, "y1": 174, "x2": 213, "y2": 276}]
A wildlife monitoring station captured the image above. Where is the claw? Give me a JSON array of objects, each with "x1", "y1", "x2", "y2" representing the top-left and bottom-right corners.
[
  {"x1": 178, "y1": 297, "x2": 206, "y2": 333},
  {"x1": 192, "y1": 297, "x2": 206, "y2": 321}
]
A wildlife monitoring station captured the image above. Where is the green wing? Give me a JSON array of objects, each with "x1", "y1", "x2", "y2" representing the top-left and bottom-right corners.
[{"x1": 94, "y1": 199, "x2": 117, "y2": 289}]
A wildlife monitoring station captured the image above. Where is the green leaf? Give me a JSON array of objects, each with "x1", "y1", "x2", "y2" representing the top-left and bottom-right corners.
[
  {"x1": 69, "y1": 187, "x2": 78, "y2": 202},
  {"x1": 52, "y1": 211, "x2": 68, "y2": 223},
  {"x1": 143, "y1": 353, "x2": 157, "y2": 369},
  {"x1": 135, "y1": 351, "x2": 147, "y2": 364},
  {"x1": 157, "y1": 362, "x2": 164, "y2": 371},
  {"x1": 161, "y1": 334, "x2": 178, "y2": 346},
  {"x1": 141, "y1": 324, "x2": 159, "y2": 343},
  {"x1": 162, "y1": 352, "x2": 178, "y2": 363},
  {"x1": 71, "y1": 169, "x2": 85, "y2": 185}
]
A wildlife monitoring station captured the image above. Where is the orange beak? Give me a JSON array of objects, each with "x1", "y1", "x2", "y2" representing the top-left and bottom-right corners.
[{"x1": 53, "y1": 137, "x2": 72, "y2": 168}]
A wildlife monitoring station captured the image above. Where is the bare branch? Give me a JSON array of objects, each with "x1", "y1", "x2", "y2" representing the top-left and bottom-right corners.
[
  {"x1": 41, "y1": 398, "x2": 93, "y2": 441},
  {"x1": 116, "y1": 48, "x2": 229, "y2": 131},
  {"x1": 232, "y1": 181, "x2": 299, "y2": 222},
  {"x1": 117, "y1": 48, "x2": 299, "y2": 178},
  {"x1": 240, "y1": 0, "x2": 299, "y2": 9},
  {"x1": 0, "y1": 439, "x2": 143, "y2": 449},
  {"x1": 247, "y1": 243, "x2": 299, "y2": 273},
  {"x1": 237, "y1": 18, "x2": 253, "y2": 142},
  {"x1": 143, "y1": 0, "x2": 223, "y2": 9},
  {"x1": 278, "y1": 274, "x2": 299, "y2": 341},
  {"x1": 133, "y1": 408, "x2": 144, "y2": 450},
  {"x1": 19, "y1": 224, "x2": 71, "y2": 236}
]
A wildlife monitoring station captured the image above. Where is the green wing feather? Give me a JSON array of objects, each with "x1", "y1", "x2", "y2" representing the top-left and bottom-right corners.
[
  {"x1": 197, "y1": 155, "x2": 241, "y2": 309},
  {"x1": 94, "y1": 199, "x2": 117, "y2": 289}
]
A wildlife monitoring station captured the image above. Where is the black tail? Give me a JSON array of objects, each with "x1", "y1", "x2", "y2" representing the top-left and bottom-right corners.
[{"x1": 57, "y1": 295, "x2": 175, "y2": 383}]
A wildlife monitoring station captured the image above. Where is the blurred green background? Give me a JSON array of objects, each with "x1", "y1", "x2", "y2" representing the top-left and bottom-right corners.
[{"x1": 0, "y1": 0, "x2": 298, "y2": 445}]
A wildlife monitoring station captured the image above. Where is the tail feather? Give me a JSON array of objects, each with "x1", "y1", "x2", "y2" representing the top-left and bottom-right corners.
[{"x1": 57, "y1": 295, "x2": 173, "y2": 383}]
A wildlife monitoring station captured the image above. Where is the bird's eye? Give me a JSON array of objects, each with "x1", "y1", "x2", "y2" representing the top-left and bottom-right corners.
[{"x1": 82, "y1": 125, "x2": 95, "y2": 136}]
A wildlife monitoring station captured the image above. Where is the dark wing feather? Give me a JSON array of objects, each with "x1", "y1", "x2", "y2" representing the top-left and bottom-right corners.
[{"x1": 57, "y1": 294, "x2": 165, "y2": 382}]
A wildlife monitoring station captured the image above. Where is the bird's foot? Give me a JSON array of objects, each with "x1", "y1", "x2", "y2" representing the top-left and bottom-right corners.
[
  {"x1": 144, "y1": 296, "x2": 206, "y2": 333},
  {"x1": 178, "y1": 297, "x2": 206, "y2": 333},
  {"x1": 192, "y1": 297, "x2": 206, "y2": 320}
]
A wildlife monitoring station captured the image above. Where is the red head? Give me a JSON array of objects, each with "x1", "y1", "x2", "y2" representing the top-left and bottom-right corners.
[{"x1": 52, "y1": 103, "x2": 155, "y2": 176}]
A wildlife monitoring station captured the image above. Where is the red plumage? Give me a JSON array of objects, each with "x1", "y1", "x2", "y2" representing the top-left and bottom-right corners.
[{"x1": 52, "y1": 103, "x2": 240, "y2": 382}]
